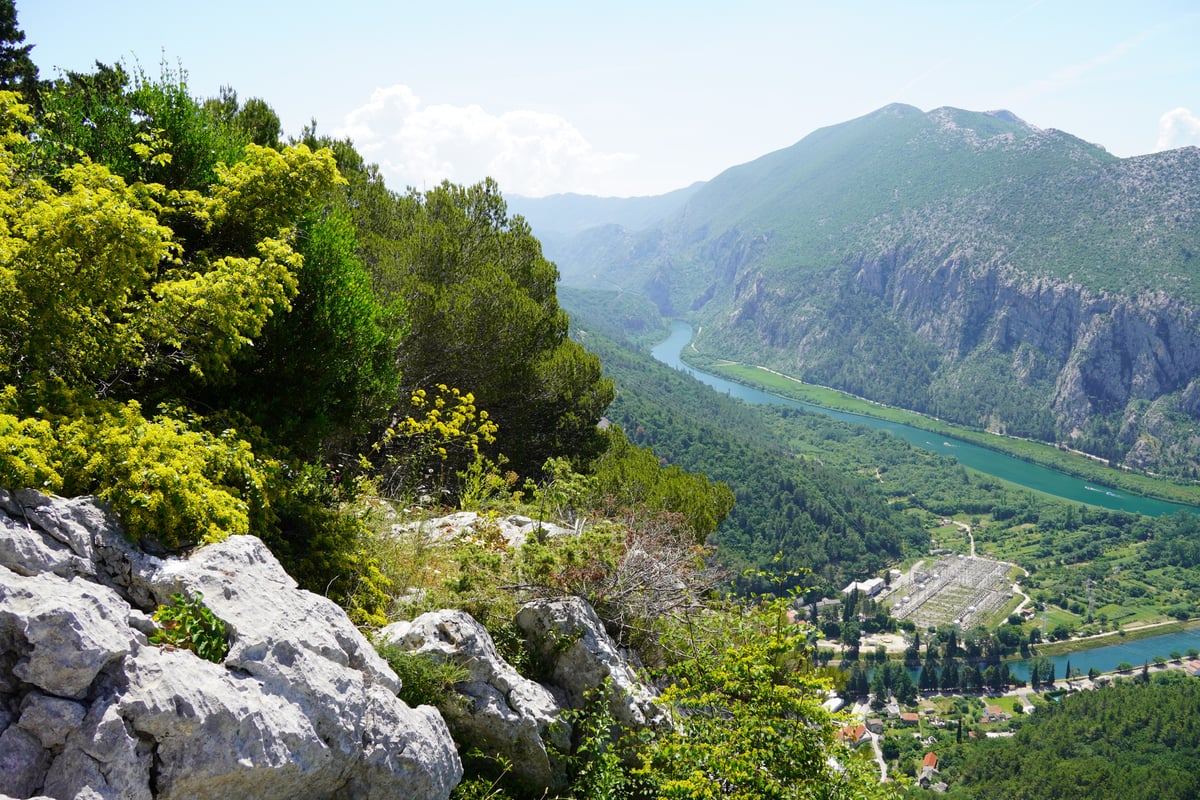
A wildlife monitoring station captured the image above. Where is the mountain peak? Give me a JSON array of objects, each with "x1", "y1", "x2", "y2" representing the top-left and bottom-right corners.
[{"x1": 984, "y1": 109, "x2": 1027, "y2": 125}]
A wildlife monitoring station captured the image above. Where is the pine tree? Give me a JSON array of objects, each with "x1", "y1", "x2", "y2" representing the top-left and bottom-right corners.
[{"x1": 0, "y1": 1, "x2": 38, "y2": 109}]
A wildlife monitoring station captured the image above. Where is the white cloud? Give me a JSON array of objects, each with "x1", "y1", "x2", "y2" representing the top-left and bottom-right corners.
[
  {"x1": 1155, "y1": 107, "x2": 1200, "y2": 151},
  {"x1": 333, "y1": 85, "x2": 636, "y2": 197}
]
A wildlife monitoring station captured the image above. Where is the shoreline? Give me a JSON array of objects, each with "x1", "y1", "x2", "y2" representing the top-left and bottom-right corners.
[{"x1": 1025, "y1": 617, "x2": 1200, "y2": 658}]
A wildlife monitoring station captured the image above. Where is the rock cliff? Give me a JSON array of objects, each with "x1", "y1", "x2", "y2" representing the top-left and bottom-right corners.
[{"x1": 0, "y1": 489, "x2": 461, "y2": 800}]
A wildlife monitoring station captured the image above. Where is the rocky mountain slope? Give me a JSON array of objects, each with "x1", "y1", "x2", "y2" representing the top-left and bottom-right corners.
[{"x1": 533, "y1": 105, "x2": 1200, "y2": 477}]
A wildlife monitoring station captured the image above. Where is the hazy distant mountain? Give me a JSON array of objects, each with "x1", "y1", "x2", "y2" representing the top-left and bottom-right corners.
[
  {"x1": 507, "y1": 182, "x2": 703, "y2": 237},
  {"x1": 546, "y1": 104, "x2": 1200, "y2": 478}
]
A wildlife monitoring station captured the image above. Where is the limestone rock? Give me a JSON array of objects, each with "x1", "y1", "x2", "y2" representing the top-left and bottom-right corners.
[
  {"x1": 0, "y1": 489, "x2": 462, "y2": 800},
  {"x1": 380, "y1": 610, "x2": 571, "y2": 794},
  {"x1": 516, "y1": 596, "x2": 669, "y2": 730},
  {"x1": 0, "y1": 569, "x2": 131, "y2": 700},
  {"x1": 392, "y1": 511, "x2": 573, "y2": 549}
]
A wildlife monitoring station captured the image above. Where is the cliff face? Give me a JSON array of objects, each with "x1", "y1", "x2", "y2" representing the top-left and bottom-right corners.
[{"x1": 704, "y1": 244, "x2": 1200, "y2": 473}]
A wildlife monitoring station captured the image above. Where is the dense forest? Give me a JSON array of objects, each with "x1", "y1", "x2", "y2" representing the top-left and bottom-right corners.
[{"x1": 934, "y1": 675, "x2": 1200, "y2": 800}]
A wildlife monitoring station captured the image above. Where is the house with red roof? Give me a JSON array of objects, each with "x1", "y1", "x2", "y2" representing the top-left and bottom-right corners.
[
  {"x1": 837, "y1": 724, "x2": 870, "y2": 748},
  {"x1": 919, "y1": 752, "x2": 940, "y2": 787}
]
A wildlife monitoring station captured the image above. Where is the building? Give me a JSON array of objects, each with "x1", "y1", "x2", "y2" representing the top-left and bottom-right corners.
[
  {"x1": 919, "y1": 752, "x2": 940, "y2": 788},
  {"x1": 840, "y1": 577, "x2": 885, "y2": 598},
  {"x1": 837, "y1": 724, "x2": 870, "y2": 748}
]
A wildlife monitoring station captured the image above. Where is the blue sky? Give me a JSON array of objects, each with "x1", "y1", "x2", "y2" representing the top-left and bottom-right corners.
[{"x1": 17, "y1": 1, "x2": 1200, "y2": 197}]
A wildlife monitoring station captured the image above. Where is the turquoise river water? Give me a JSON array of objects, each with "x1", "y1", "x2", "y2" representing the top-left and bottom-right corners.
[{"x1": 652, "y1": 320, "x2": 1196, "y2": 517}]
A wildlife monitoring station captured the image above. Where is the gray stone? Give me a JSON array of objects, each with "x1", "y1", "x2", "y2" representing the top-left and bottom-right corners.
[
  {"x1": 516, "y1": 596, "x2": 669, "y2": 731},
  {"x1": 393, "y1": 511, "x2": 574, "y2": 550},
  {"x1": 0, "y1": 568, "x2": 132, "y2": 699},
  {"x1": 381, "y1": 610, "x2": 571, "y2": 794},
  {"x1": 0, "y1": 725, "x2": 50, "y2": 797},
  {"x1": 0, "y1": 491, "x2": 463, "y2": 800},
  {"x1": 45, "y1": 703, "x2": 153, "y2": 800},
  {"x1": 17, "y1": 691, "x2": 87, "y2": 748}
]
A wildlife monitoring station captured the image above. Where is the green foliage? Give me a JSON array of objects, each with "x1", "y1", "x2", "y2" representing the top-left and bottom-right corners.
[
  {"x1": 450, "y1": 774, "x2": 519, "y2": 800},
  {"x1": 149, "y1": 591, "x2": 229, "y2": 663},
  {"x1": 37, "y1": 61, "x2": 245, "y2": 190},
  {"x1": 55, "y1": 401, "x2": 273, "y2": 549},
  {"x1": 198, "y1": 204, "x2": 404, "y2": 459},
  {"x1": 564, "y1": 681, "x2": 629, "y2": 800},
  {"x1": 637, "y1": 602, "x2": 894, "y2": 800},
  {"x1": 0, "y1": 1, "x2": 38, "y2": 110},
  {"x1": 373, "y1": 384, "x2": 500, "y2": 500},
  {"x1": 0, "y1": 390, "x2": 59, "y2": 490},
  {"x1": 203, "y1": 85, "x2": 282, "y2": 149},
  {"x1": 375, "y1": 643, "x2": 469, "y2": 708},
  {"x1": 262, "y1": 462, "x2": 392, "y2": 627},
  {"x1": 0, "y1": 83, "x2": 353, "y2": 556},
  {"x1": 384, "y1": 178, "x2": 614, "y2": 479},
  {"x1": 944, "y1": 679, "x2": 1200, "y2": 799},
  {"x1": 588, "y1": 428, "x2": 734, "y2": 542}
]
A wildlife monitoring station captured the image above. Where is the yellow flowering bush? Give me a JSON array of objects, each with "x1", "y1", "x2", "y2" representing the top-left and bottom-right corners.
[{"x1": 375, "y1": 384, "x2": 499, "y2": 499}]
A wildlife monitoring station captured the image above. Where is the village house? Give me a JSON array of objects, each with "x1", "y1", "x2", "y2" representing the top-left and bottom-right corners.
[
  {"x1": 837, "y1": 724, "x2": 871, "y2": 748},
  {"x1": 919, "y1": 752, "x2": 939, "y2": 788}
]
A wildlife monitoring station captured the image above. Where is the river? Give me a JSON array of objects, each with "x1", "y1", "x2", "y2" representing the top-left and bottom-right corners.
[
  {"x1": 651, "y1": 320, "x2": 1196, "y2": 517},
  {"x1": 1005, "y1": 627, "x2": 1200, "y2": 681}
]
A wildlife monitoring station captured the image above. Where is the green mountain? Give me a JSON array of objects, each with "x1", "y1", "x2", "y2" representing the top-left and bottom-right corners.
[{"x1": 534, "y1": 104, "x2": 1200, "y2": 479}]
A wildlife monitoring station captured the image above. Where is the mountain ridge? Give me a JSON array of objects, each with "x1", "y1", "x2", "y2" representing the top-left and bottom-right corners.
[{"x1": 535, "y1": 104, "x2": 1200, "y2": 478}]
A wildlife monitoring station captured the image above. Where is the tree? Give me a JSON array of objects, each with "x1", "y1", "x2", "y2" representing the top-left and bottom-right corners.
[
  {"x1": 0, "y1": 1, "x2": 36, "y2": 109},
  {"x1": 842, "y1": 620, "x2": 862, "y2": 660},
  {"x1": 941, "y1": 658, "x2": 960, "y2": 692},
  {"x1": 379, "y1": 179, "x2": 614, "y2": 479},
  {"x1": 918, "y1": 663, "x2": 939, "y2": 692},
  {"x1": 0, "y1": 85, "x2": 392, "y2": 622},
  {"x1": 203, "y1": 85, "x2": 282, "y2": 148},
  {"x1": 637, "y1": 605, "x2": 893, "y2": 799}
]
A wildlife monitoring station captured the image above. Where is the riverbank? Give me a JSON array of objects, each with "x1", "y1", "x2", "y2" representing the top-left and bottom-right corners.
[
  {"x1": 681, "y1": 350, "x2": 1200, "y2": 508},
  {"x1": 1028, "y1": 617, "x2": 1200, "y2": 658}
]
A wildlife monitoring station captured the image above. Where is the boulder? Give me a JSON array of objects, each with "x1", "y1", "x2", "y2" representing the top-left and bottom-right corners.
[
  {"x1": 515, "y1": 596, "x2": 669, "y2": 731},
  {"x1": 379, "y1": 610, "x2": 571, "y2": 795},
  {"x1": 0, "y1": 489, "x2": 461, "y2": 800}
]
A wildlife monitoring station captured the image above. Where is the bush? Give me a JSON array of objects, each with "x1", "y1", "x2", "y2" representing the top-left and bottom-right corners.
[
  {"x1": 149, "y1": 591, "x2": 229, "y2": 663},
  {"x1": 636, "y1": 601, "x2": 895, "y2": 799},
  {"x1": 375, "y1": 644, "x2": 469, "y2": 708}
]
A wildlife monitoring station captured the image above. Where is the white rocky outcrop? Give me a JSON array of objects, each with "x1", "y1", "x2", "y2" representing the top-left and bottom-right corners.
[
  {"x1": 391, "y1": 512, "x2": 574, "y2": 549},
  {"x1": 515, "y1": 596, "x2": 669, "y2": 731},
  {"x1": 0, "y1": 489, "x2": 461, "y2": 800},
  {"x1": 379, "y1": 610, "x2": 571, "y2": 794}
]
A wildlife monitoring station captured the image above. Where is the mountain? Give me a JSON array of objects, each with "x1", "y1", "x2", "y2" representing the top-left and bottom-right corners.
[
  {"x1": 506, "y1": 182, "x2": 703, "y2": 238},
  {"x1": 540, "y1": 104, "x2": 1200, "y2": 479}
]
